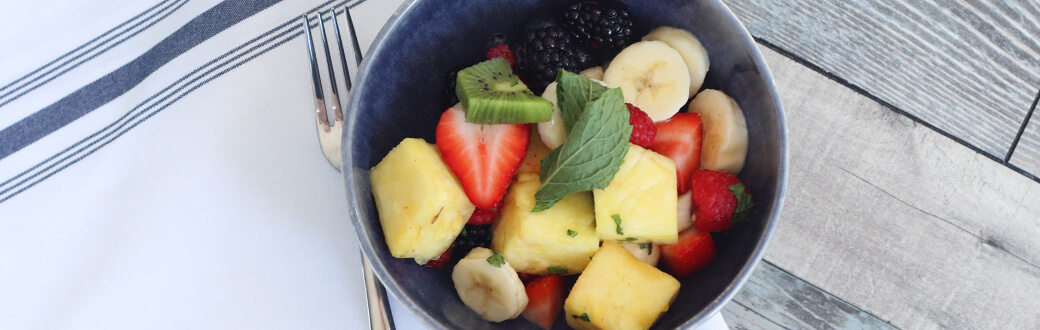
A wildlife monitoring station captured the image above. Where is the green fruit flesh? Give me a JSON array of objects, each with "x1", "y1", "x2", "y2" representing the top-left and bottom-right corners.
[{"x1": 456, "y1": 58, "x2": 553, "y2": 124}]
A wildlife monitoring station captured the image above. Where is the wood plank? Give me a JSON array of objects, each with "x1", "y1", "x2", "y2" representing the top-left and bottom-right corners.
[
  {"x1": 1009, "y1": 95, "x2": 1040, "y2": 177},
  {"x1": 756, "y1": 45, "x2": 1040, "y2": 329},
  {"x1": 724, "y1": 0, "x2": 1040, "y2": 160},
  {"x1": 723, "y1": 261, "x2": 896, "y2": 330}
]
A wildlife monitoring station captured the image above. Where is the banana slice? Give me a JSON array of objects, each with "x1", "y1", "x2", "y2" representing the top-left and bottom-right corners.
[
  {"x1": 452, "y1": 247, "x2": 528, "y2": 322},
  {"x1": 621, "y1": 242, "x2": 661, "y2": 267},
  {"x1": 537, "y1": 79, "x2": 610, "y2": 150},
  {"x1": 687, "y1": 90, "x2": 748, "y2": 174},
  {"x1": 642, "y1": 27, "x2": 709, "y2": 98},
  {"x1": 579, "y1": 66, "x2": 604, "y2": 80},
  {"x1": 602, "y1": 40, "x2": 690, "y2": 122},
  {"x1": 677, "y1": 191, "x2": 693, "y2": 232}
]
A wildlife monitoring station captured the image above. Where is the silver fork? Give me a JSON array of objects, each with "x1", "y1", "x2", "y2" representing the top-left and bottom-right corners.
[{"x1": 303, "y1": 8, "x2": 394, "y2": 330}]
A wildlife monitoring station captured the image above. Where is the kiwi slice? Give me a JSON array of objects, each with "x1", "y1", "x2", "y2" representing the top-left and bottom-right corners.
[{"x1": 456, "y1": 58, "x2": 553, "y2": 124}]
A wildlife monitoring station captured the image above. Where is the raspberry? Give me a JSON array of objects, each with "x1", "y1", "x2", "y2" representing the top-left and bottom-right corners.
[
  {"x1": 517, "y1": 26, "x2": 593, "y2": 94},
  {"x1": 425, "y1": 249, "x2": 452, "y2": 268},
  {"x1": 452, "y1": 224, "x2": 493, "y2": 258},
  {"x1": 690, "y1": 170, "x2": 751, "y2": 232},
  {"x1": 626, "y1": 103, "x2": 656, "y2": 148},
  {"x1": 561, "y1": 0, "x2": 635, "y2": 52},
  {"x1": 486, "y1": 44, "x2": 517, "y2": 68}
]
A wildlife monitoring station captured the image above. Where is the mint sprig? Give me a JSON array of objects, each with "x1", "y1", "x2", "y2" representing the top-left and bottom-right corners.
[
  {"x1": 729, "y1": 183, "x2": 755, "y2": 224},
  {"x1": 555, "y1": 70, "x2": 608, "y2": 134},
  {"x1": 532, "y1": 87, "x2": 631, "y2": 211}
]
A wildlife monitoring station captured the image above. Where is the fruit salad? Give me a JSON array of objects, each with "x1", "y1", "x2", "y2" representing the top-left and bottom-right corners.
[{"x1": 368, "y1": 1, "x2": 756, "y2": 329}]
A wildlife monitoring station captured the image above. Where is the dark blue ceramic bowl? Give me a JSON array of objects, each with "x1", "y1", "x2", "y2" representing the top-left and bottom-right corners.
[{"x1": 344, "y1": 0, "x2": 787, "y2": 328}]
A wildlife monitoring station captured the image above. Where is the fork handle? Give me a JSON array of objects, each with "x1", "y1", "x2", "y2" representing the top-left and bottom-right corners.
[{"x1": 361, "y1": 252, "x2": 395, "y2": 330}]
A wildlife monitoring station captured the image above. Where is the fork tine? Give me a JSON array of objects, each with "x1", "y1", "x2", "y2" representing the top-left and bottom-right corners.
[
  {"x1": 331, "y1": 9, "x2": 352, "y2": 92},
  {"x1": 304, "y1": 15, "x2": 330, "y2": 130},
  {"x1": 317, "y1": 11, "x2": 343, "y2": 126},
  {"x1": 343, "y1": 5, "x2": 364, "y2": 63}
]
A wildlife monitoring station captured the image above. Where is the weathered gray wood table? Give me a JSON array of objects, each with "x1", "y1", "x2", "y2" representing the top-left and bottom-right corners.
[{"x1": 719, "y1": 1, "x2": 1040, "y2": 328}]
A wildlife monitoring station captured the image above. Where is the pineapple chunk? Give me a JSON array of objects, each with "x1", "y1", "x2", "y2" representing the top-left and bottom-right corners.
[
  {"x1": 593, "y1": 144, "x2": 679, "y2": 244},
  {"x1": 370, "y1": 138, "x2": 475, "y2": 264},
  {"x1": 492, "y1": 173, "x2": 598, "y2": 275},
  {"x1": 564, "y1": 241, "x2": 680, "y2": 330},
  {"x1": 492, "y1": 130, "x2": 598, "y2": 275}
]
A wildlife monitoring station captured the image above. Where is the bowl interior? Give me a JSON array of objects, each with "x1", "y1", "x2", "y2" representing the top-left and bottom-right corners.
[{"x1": 344, "y1": 0, "x2": 786, "y2": 328}]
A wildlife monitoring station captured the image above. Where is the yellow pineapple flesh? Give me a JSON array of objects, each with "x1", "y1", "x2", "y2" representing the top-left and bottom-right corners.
[
  {"x1": 369, "y1": 138, "x2": 475, "y2": 264},
  {"x1": 564, "y1": 241, "x2": 681, "y2": 330},
  {"x1": 593, "y1": 144, "x2": 679, "y2": 244},
  {"x1": 492, "y1": 131, "x2": 599, "y2": 275}
]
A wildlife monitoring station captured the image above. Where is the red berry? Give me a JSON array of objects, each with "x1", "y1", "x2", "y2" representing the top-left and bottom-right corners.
[
  {"x1": 626, "y1": 103, "x2": 656, "y2": 148},
  {"x1": 649, "y1": 113, "x2": 703, "y2": 194},
  {"x1": 690, "y1": 169, "x2": 750, "y2": 232},
  {"x1": 659, "y1": 228, "x2": 716, "y2": 277},
  {"x1": 467, "y1": 202, "x2": 502, "y2": 225},
  {"x1": 521, "y1": 275, "x2": 565, "y2": 329},
  {"x1": 425, "y1": 249, "x2": 452, "y2": 268},
  {"x1": 486, "y1": 44, "x2": 517, "y2": 68},
  {"x1": 436, "y1": 106, "x2": 530, "y2": 209}
]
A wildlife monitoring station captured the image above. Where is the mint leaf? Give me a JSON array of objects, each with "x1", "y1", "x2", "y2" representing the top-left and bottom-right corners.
[
  {"x1": 533, "y1": 88, "x2": 631, "y2": 211},
  {"x1": 486, "y1": 251, "x2": 505, "y2": 267},
  {"x1": 556, "y1": 70, "x2": 608, "y2": 134},
  {"x1": 548, "y1": 266, "x2": 568, "y2": 274},
  {"x1": 567, "y1": 229, "x2": 578, "y2": 238},
  {"x1": 612, "y1": 214, "x2": 624, "y2": 235},
  {"x1": 640, "y1": 243, "x2": 652, "y2": 254},
  {"x1": 572, "y1": 313, "x2": 591, "y2": 322},
  {"x1": 729, "y1": 183, "x2": 755, "y2": 224},
  {"x1": 618, "y1": 237, "x2": 637, "y2": 242}
]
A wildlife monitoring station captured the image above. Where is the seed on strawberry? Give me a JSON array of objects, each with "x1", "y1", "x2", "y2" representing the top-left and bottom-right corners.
[
  {"x1": 690, "y1": 169, "x2": 754, "y2": 232},
  {"x1": 626, "y1": 103, "x2": 656, "y2": 148}
]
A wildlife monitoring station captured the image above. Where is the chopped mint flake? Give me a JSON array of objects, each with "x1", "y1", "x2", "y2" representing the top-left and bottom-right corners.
[
  {"x1": 640, "y1": 243, "x2": 652, "y2": 254},
  {"x1": 567, "y1": 229, "x2": 578, "y2": 238},
  {"x1": 618, "y1": 237, "x2": 637, "y2": 242},
  {"x1": 548, "y1": 266, "x2": 568, "y2": 275},
  {"x1": 612, "y1": 214, "x2": 624, "y2": 235},
  {"x1": 729, "y1": 183, "x2": 756, "y2": 224},
  {"x1": 486, "y1": 251, "x2": 505, "y2": 268},
  {"x1": 572, "y1": 313, "x2": 591, "y2": 322}
]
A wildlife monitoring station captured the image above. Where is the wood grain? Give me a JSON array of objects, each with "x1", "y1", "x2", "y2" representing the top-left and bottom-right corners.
[
  {"x1": 722, "y1": 261, "x2": 896, "y2": 330},
  {"x1": 724, "y1": 0, "x2": 1040, "y2": 162},
  {"x1": 757, "y1": 45, "x2": 1040, "y2": 328}
]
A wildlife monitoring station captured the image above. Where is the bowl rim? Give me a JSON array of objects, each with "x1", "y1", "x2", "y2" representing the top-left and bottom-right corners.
[{"x1": 342, "y1": 0, "x2": 789, "y2": 328}]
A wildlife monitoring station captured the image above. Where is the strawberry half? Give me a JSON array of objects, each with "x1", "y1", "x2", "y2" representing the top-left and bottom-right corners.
[
  {"x1": 521, "y1": 275, "x2": 565, "y2": 330},
  {"x1": 659, "y1": 228, "x2": 716, "y2": 278},
  {"x1": 436, "y1": 106, "x2": 530, "y2": 209},
  {"x1": 649, "y1": 113, "x2": 703, "y2": 194}
]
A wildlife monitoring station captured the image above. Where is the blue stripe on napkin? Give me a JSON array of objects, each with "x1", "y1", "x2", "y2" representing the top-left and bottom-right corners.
[
  {"x1": 0, "y1": 0, "x2": 283, "y2": 160},
  {"x1": 0, "y1": 0, "x2": 189, "y2": 107},
  {"x1": 0, "y1": 0, "x2": 366, "y2": 203}
]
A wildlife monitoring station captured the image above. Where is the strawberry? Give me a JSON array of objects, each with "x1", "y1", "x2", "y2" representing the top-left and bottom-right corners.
[
  {"x1": 425, "y1": 249, "x2": 452, "y2": 268},
  {"x1": 467, "y1": 202, "x2": 501, "y2": 225},
  {"x1": 626, "y1": 103, "x2": 656, "y2": 148},
  {"x1": 486, "y1": 44, "x2": 517, "y2": 68},
  {"x1": 648, "y1": 113, "x2": 703, "y2": 194},
  {"x1": 436, "y1": 107, "x2": 530, "y2": 209},
  {"x1": 659, "y1": 228, "x2": 716, "y2": 278},
  {"x1": 690, "y1": 169, "x2": 755, "y2": 232},
  {"x1": 521, "y1": 275, "x2": 565, "y2": 330}
]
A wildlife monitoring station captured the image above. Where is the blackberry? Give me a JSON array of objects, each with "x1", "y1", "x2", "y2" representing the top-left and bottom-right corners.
[
  {"x1": 452, "y1": 224, "x2": 493, "y2": 257},
  {"x1": 561, "y1": 0, "x2": 635, "y2": 52},
  {"x1": 517, "y1": 26, "x2": 593, "y2": 94}
]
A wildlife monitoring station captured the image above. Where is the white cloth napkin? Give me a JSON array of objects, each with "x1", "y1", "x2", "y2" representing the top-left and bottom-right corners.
[{"x1": 0, "y1": 0, "x2": 727, "y2": 328}]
